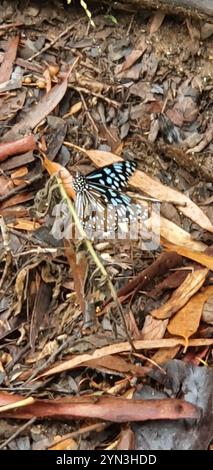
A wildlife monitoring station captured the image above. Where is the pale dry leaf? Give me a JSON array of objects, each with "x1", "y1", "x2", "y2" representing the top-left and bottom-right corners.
[
  {"x1": 151, "y1": 269, "x2": 208, "y2": 320},
  {"x1": 167, "y1": 285, "x2": 213, "y2": 341}
]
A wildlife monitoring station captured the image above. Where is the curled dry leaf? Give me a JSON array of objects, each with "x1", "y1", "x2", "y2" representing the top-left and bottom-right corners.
[
  {"x1": 151, "y1": 268, "x2": 208, "y2": 320},
  {"x1": 42, "y1": 156, "x2": 75, "y2": 200},
  {"x1": 167, "y1": 285, "x2": 213, "y2": 346},
  {"x1": 163, "y1": 241, "x2": 213, "y2": 269}
]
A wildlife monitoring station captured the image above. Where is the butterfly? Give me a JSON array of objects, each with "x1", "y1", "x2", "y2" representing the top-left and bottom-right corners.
[{"x1": 71, "y1": 161, "x2": 145, "y2": 239}]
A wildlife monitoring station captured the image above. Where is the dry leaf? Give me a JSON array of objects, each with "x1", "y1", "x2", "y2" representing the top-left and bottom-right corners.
[
  {"x1": 37, "y1": 336, "x2": 213, "y2": 379},
  {"x1": 202, "y1": 295, "x2": 213, "y2": 325},
  {"x1": 64, "y1": 241, "x2": 88, "y2": 312},
  {"x1": 163, "y1": 242, "x2": 213, "y2": 269},
  {"x1": 151, "y1": 269, "x2": 208, "y2": 320},
  {"x1": 141, "y1": 315, "x2": 168, "y2": 340},
  {"x1": 149, "y1": 12, "x2": 166, "y2": 35},
  {"x1": 8, "y1": 219, "x2": 40, "y2": 231},
  {"x1": 42, "y1": 156, "x2": 76, "y2": 200},
  {"x1": 168, "y1": 285, "x2": 213, "y2": 342}
]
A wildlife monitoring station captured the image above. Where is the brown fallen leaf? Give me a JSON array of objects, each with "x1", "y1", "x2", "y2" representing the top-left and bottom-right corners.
[
  {"x1": 167, "y1": 285, "x2": 213, "y2": 345},
  {"x1": 160, "y1": 218, "x2": 207, "y2": 251},
  {"x1": 117, "y1": 251, "x2": 183, "y2": 299},
  {"x1": 148, "y1": 270, "x2": 189, "y2": 298},
  {"x1": 0, "y1": 191, "x2": 34, "y2": 210},
  {"x1": 151, "y1": 268, "x2": 208, "y2": 320},
  {"x1": 116, "y1": 49, "x2": 145, "y2": 74},
  {"x1": 42, "y1": 156, "x2": 76, "y2": 200},
  {"x1": 0, "y1": 174, "x2": 14, "y2": 197},
  {"x1": 82, "y1": 354, "x2": 148, "y2": 377},
  {"x1": 3, "y1": 69, "x2": 72, "y2": 142},
  {"x1": 7, "y1": 219, "x2": 40, "y2": 231},
  {"x1": 0, "y1": 36, "x2": 19, "y2": 84},
  {"x1": 163, "y1": 241, "x2": 213, "y2": 270},
  {"x1": 30, "y1": 281, "x2": 53, "y2": 351},
  {"x1": 149, "y1": 11, "x2": 166, "y2": 35},
  {"x1": 0, "y1": 392, "x2": 200, "y2": 422},
  {"x1": 48, "y1": 437, "x2": 77, "y2": 451},
  {"x1": 36, "y1": 337, "x2": 213, "y2": 380},
  {"x1": 117, "y1": 427, "x2": 135, "y2": 450},
  {"x1": 64, "y1": 241, "x2": 88, "y2": 312},
  {"x1": 148, "y1": 345, "x2": 181, "y2": 367},
  {"x1": 11, "y1": 166, "x2": 28, "y2": 182}
]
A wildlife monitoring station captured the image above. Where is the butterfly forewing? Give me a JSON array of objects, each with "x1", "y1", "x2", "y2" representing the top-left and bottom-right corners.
[{"x1": 86, "y1": 161, "x2": 137, "y2": 191}]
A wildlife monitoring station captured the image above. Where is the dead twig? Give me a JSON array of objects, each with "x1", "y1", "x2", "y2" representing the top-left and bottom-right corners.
[
  {"x1": 28, "y1": 20, "x2": 83, "y2": 61},
  {"x1": 68, "y1": 84, "x2": 121, "y2": 108},
  {"x1": 0, "y1": 417, "x2": 36, "y2": 450}
]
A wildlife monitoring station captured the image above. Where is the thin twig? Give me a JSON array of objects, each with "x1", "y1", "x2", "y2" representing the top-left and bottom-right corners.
[
  {"x1": 79, "y1": 90, "x2": 99, "y2": 134},
  {"x1": 28, "y1": 21, "x2": 82, "y2": 61},
  {"x1": 48, "y1": 422, "x2": 108, "y2": 450},
  {"x1": 0, "y1": 417, "x2": 36, "y2": 450},
  {"x1": 57, "y1": 176, "x2": 135, "y2": 351},
  {"x1": 68, "y1": 84, "x2": 120, "y2": 108}
]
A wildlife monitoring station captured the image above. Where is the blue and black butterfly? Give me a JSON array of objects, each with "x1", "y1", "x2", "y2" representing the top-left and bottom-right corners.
[{"x1": 72, "y1": 161, "x2": 144, "y2": 237}]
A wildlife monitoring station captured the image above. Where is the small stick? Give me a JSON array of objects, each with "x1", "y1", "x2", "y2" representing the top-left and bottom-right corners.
[
  {"x1": 28, "y1": 20, "x2": 83, "y2": 61},
  {"x1": 0, "y1": 417, "x2": 36, "y2": 450},
  {"x1": 68, "y1": 84, "x2": 121, "y2": 108}
]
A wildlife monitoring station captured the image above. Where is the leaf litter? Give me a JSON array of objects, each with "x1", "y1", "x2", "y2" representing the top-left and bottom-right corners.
[{"x1": 0, "y1": 0, "x2": 212, "y2": 451}]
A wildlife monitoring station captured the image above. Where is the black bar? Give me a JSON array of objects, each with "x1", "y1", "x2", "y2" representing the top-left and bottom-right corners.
[{"x1": 0, "y1": 450, "x2": 211, "y2": 466}]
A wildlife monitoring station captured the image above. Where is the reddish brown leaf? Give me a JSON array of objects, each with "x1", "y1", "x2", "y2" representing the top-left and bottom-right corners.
[
  {"x1": 64, "y1": 241, "x2": 88, "y2": 312},
  {"x1": 0, "y1": 392, "x2": 200, "y2": 422},
  {"x1": 0, "y1": 36, "x2": 19, "y2": 84},
  {"x1": 0, "y1": 135, "x2": 36, "y2": 162},
  {"x1": 37, "y1": 337, "x2": 213, "y2": 380}
]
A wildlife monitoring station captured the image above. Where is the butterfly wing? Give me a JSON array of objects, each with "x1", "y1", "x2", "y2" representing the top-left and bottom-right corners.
[
  {"x1": 86, "y1": 161, "x2": 137, "y2": 191},
  {"x1": 73, "y1": 160, "x2": 144, "y2": 238}
]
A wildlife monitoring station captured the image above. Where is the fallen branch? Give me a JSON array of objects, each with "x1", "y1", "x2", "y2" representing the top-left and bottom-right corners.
[{"x1": 100, "y1": 0, "x2": 213, "y2": 23}]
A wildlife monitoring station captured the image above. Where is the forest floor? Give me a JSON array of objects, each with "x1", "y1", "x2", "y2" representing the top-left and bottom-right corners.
[{"x1": 0, "y1": 0, "x2": 212, "y2": 450}]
